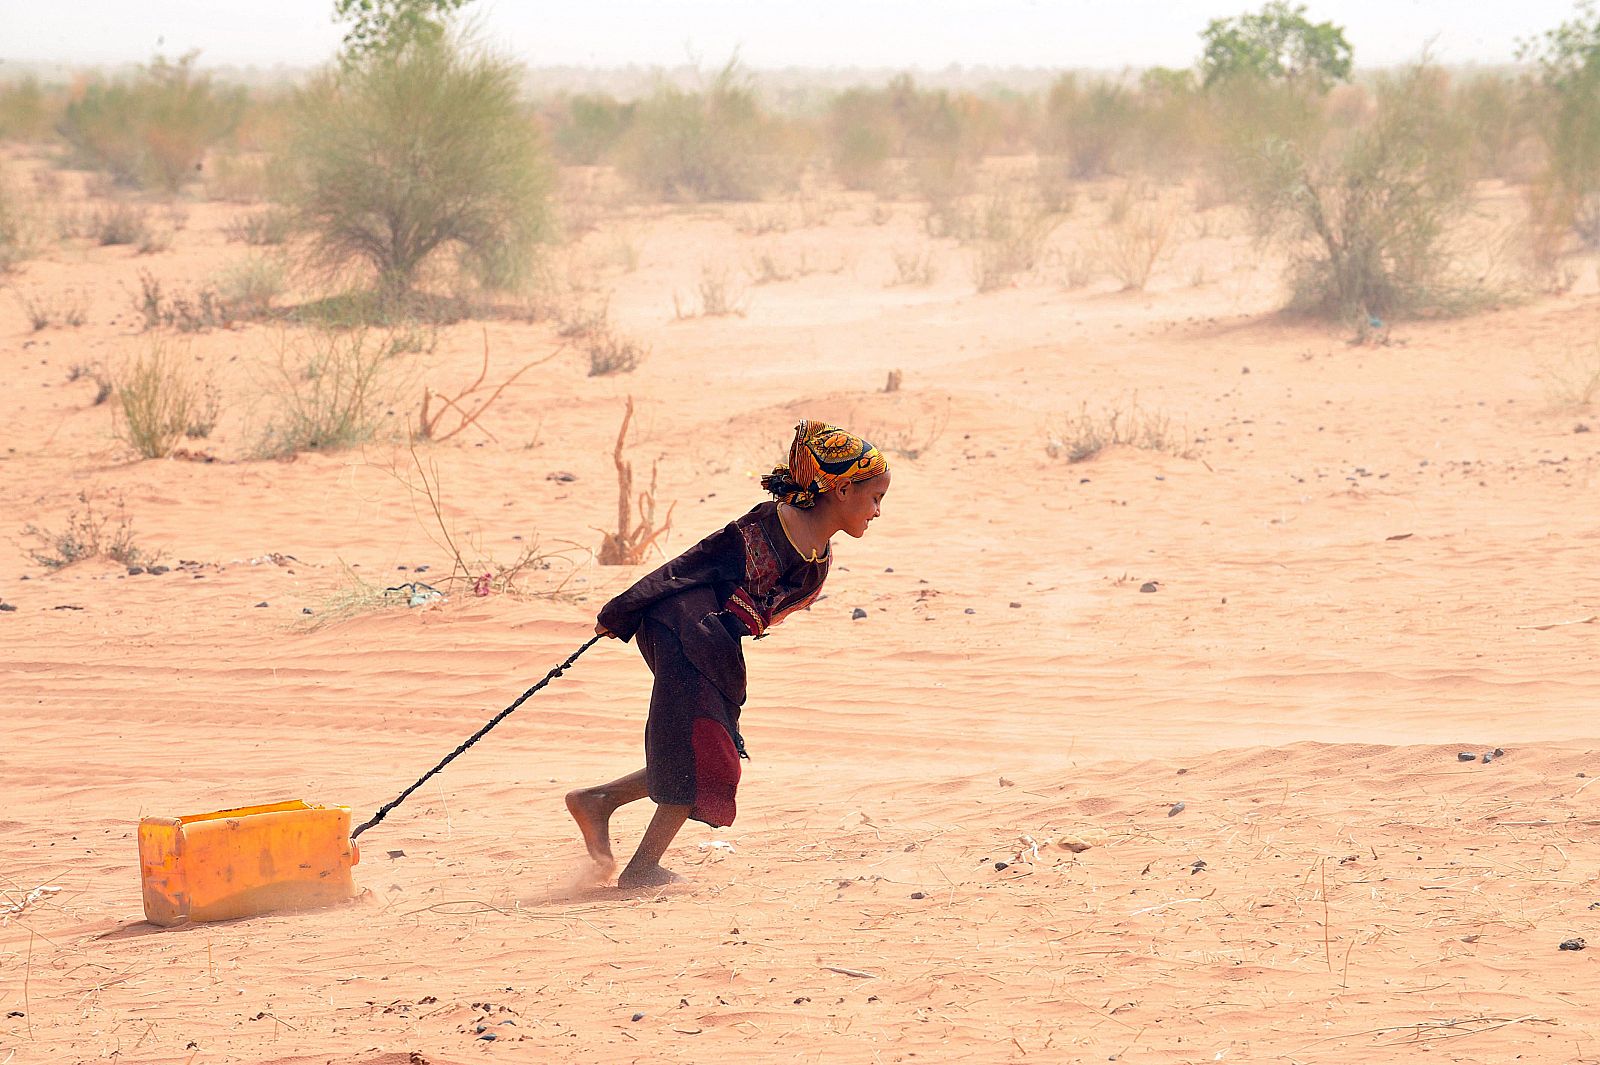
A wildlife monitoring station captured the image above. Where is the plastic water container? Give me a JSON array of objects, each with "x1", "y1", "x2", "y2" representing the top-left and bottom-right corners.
[{"x1": 138, "y1": 800, "x2": 360, "y2": 925}]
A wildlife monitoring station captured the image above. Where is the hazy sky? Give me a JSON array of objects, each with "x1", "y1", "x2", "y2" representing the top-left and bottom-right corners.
[{"x1": 1, "y1": 0, "x2": 1584, "y2": 71}]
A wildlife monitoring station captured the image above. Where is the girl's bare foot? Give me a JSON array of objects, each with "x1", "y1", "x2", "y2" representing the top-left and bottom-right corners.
[
  {"x1": 616, "y1": 863, "x2": 685, "y2": 889},
  {"x1": 564, "y1": 789, "x2": 617, "y2": 875}
]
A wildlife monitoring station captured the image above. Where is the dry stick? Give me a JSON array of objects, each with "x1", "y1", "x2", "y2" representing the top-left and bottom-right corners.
[
  {"x1": 23, "y1": 931, "x2": 33, "y2": 1040},
  {"x1": 1321, "y1": 858, "x2": 1332, "y2": 973}
]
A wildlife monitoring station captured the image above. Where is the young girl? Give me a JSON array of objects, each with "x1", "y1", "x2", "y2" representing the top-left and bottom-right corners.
[{"x1": 567, "y1": 420, "x2": 891, "y2": 888}]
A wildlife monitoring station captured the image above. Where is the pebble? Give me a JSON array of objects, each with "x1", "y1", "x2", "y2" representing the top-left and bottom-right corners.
[
  {"x1": 1494, "y1": 747, "x2": 1506, "y2": 758},
  {"x1": 994, "y1": 861, "x2": 1009, "y2": 871},
  {"x1": 1481, "y1": 751, "x2": 1493, "y2": 764},
  {"x1": 254, "y1": 602, "x2": 269, "y2": 608},
  {"x1": 1559, "y1": 938, "x2": 1586, "y2": 951},
  {"x1": 910, "y1": 891, "x2": 926, "y2": 900},
  {"x1": 1009, "y1": 601, "x2": 1021, "y2": 608},
  {"x1": 851, "y1": 608, "x2": 867, "y2": 620},
  {"x1": 631, "y1": 1012, "x2": 645, "y2": 1022},
  {"x1": 126, "y1": 565, "x2": 144, "y2": 575},
  {"x1": 1168, "y1": 801, "x2": 1186, "y2": 817},
  {"x1": 302, "y1": 607, "x2": 314, "y2": 615},
  {"x1": 546, "y1": 471, "x2": 577, "y2": 482},
  {"x1": 1457, "y1": 752, "x2": 1477, "y2": 762},
  {"x1": 964, "y1": 608, "x2": 975, "y2": 614},
  {"x1": 1139, "y1": 582, "x2": 1159, "y2": 593},
  {"x1": 149, "y1": 565, "x2": 170, "y2": 575},
  {"x1": 0, "y1": 603, "x2": 15, "y2": 613}
]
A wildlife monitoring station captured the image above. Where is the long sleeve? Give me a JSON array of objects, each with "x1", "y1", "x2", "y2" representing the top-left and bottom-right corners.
[{"x1": 596, "y1": 520, "x2": 746, "y2": 642}]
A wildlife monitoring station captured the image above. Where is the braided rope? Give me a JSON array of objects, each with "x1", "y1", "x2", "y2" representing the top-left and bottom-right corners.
[{"x1": 350, "y1": 635, "x2": 603, "y2": 840}]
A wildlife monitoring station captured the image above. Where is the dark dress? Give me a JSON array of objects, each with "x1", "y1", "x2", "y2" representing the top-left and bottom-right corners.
[{"x1": 597, "y1": 501, "x2": 828, "y2": 827}]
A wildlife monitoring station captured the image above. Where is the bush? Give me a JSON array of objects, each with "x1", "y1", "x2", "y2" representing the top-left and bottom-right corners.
[
  {"x1": 59, "y1": 54, "x2": 244, "y2": 192},
  {"x1": 1520, "y1": 3, "x2": 1600, "y2": 252},
  {"x1": 827, "y1": 87, "x2": 897, "y2": 190},
  {"x1": 616, "y1": 62, "x2": 772, "y2": 202},
  {"x1": 87, "y1": 202, "x2": 151, "y2": 246},
  {"x1": 1042, "y1": 75, "x2": 1139, "y2": 180},
  {"x1": 285, "y1": 33, "x2": 552, "y2": 298},
  {"x1": 969, "y1": 189, "x2": 1061, "y2": 292},
  {"x1": 22, "y1": 492, "x2": 154, "y2": 570},
  {"x1": 216, "y1": 255, "x2": 287, "y2": 317},
  {"x1": 0, "y1": 77, "x2": 62, "y2": 142},
  {"x1": 115, "y1": 340, "x2": 209, "y2": 458},
  {"x1": 1240, "y1": 62, "x2": 1474, "y2": 320},
  {"x1": 550, "y1": 93, "x2": 636, "y2": 165},
  {"x1": 256, "y1": 327, "x2": 404, "y2": 457},
  {"x1": 222, "y1": 206, "x2": 293, "y2": 245},
  {"x1": 0, "y1": 165, "x2": 40, "y2": 273}
]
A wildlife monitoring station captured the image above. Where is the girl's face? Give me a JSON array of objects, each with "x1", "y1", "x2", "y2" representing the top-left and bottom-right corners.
[{"x1": 836, "y1": 471, "x2": 890, "y2": 538}]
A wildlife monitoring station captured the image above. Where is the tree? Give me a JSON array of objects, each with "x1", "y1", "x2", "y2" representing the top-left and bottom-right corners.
[
  {"x1": 333, "y1": 0, "x2": 476, "y2": 59},
  {"x1": 1200, "y1": 2, "x2": 1353, "y2": 90},
  {"x1": 286, "y1": 32, "x2": 551, "y2": 299},
  {"x1": 1518, "y1": 2, "x2": 1600, "y2": 247}
]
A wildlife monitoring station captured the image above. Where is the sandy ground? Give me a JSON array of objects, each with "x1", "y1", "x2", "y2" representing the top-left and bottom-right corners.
[{"x1": 4, "y1": 151, "x2": 1600, "y2": 1063}]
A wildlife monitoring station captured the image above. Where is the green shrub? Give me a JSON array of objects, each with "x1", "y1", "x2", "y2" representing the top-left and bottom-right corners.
[
  {"x1": 216, "y1": 255, "x2": 287, "y2": 317},
  {"x1": 827, "y1": 87, "x2": 897, "y2": 190},
  {"x1": 616, "y1": 62, "x2": 772, "y2": 202},
  {"x1": 0, "y1": 77, "x2": 62, "y2": 142},
  {"x1": 1042, "y1": 75, "x2": 1138, "y2": 180},
  {"x1": 550, "y1": 93, "x2": 636, "y2": 165},
  {"x1": 1520, "y1": 3, "x2": 1600, "y2": 251},
  {"x1": 115, "y1": 340, "x2": 208, "y2": 458},
  {"x1": 285, "y1": 33, "x2": 552, "y2": 297},
  {"x1": 59, "y1": 54, "x2": 244, "y2": 192},
  {"x1": 0, "y1": 165, "x2": 39, "y2": 273},
  {"x1": 222, "y1": 206, "x2": 293, "y2": 245},
  {"x1": 256, "y1": 327, "x2": 404, "y2": 457},
  {"x1": 1241, "y1": 62, "x2": 1474, "y2": 320}
]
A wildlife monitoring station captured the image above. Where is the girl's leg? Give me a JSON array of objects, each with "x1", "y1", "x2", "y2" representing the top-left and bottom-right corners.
[
  {"x1": 565, "y1": 768, "x2": 650, "y2": 872},
  {"x1": 618, "y1": 802, "x2": 691, "y2": 888}
]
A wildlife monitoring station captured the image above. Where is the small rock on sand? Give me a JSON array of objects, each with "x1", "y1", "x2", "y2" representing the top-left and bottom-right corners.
[
  {"x1": 851, "y1": 608, "x2": 867, "y2": 620},
  {"x1": 1457, "y1": 752, "x2": 1477, "y2": 762},
  {"x1": 1139, "y1": 582, "x2": 1159, "y2": 593},
  {"x1": 1558, "y1": 938, "x2": 1586, "y2": 951}
]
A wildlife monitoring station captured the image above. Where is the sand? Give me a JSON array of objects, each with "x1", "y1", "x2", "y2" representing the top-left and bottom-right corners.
[{"x1": 3, "y1": 154, "x2": 1600, "y2": 1063}]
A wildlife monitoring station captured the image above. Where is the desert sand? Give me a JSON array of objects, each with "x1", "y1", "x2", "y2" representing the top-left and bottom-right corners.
[{"x1": 3, "y1": 152, "x2": 1600, "y2": 1064}]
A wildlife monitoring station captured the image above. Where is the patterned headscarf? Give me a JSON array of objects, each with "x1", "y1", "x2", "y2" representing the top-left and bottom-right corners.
[{"x1": 761, "y1": 420, "x2": 889, "y2": 509}]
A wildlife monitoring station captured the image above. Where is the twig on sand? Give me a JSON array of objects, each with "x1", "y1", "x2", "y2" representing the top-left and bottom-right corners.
[
  {"x1": 1295, "y1": 1014, "x2": 1550, "y2": 1053},
  {"x1": 822, "y1": 965, "x2": 880, "y2": 979},
  {"x1": 1129, "y1": 892, "x2": 1214, "y2": 917},
  {"x1": 1516, "y1": 615, "x2": 1596, "y2": 630}
]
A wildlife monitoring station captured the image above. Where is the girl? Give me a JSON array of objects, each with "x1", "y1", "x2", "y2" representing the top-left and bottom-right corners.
[{"x1": 566, "y1": 420, "x2": 891, "y2": 888}]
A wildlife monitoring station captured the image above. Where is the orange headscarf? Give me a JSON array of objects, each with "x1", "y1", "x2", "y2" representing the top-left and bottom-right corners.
[{"x1": 761, "y1": 420, "x2": 888, "y2": 509}]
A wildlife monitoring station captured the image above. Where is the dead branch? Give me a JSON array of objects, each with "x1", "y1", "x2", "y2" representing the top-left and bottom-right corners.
[
  {"x1": 419, "y1": 327, "x2": 562, "y2": 444},
  {"x1": 598, "y1": 397, "x2": 676, "y2": 564}
]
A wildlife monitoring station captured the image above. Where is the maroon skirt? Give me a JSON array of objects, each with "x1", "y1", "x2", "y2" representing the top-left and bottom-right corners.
[{"x1": 636, "y1": 617, "x2": 744, "y2": 828}]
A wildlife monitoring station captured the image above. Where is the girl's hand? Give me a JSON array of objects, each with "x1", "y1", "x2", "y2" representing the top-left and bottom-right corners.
[{"x1": 595, "y1": 622, "x2": 618, "y2": 639}]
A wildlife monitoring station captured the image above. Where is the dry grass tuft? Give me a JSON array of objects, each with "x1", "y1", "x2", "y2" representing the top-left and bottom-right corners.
[{"x1": 22, "y1": 491, "x2": 155, "y2": 569}]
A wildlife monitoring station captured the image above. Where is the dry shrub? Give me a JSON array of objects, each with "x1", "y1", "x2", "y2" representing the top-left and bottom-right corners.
[
  {"x1": 222, "y1": 206, "x2": 293, "y2": 245},
  {"x1": 255, "y1": 326, "x2": 405, "y2": 457},
  {"x1": 1043, "y1": 74, "x2": 1138, "y2": 180},
  {"x1": 889, "y1": 245, "x2": 939, "y2": 287},
  {"x1": 598, "y1": 397, "x2": 674, "y2": 565},
  {"x1": 114, "y1": 340, "x2": 210, "y2": 458},
  {"x1": 1542, "y1": 343, "x2": 1600, "y2": 410},
  {"x1": 134, "y1": 270, "x2": 236, "y2": 332},
  {"x1": 59, "y1": 54, "x2": 244, "y2": 192},
  {"x1": 969, "y1": 189, "x2": 1062, "y2": 292},
  {"x1": 215, "y1": 255, "x2": 286, "y2": 317},
  {"x1": 1092, "y1": 194, "x2": 1177, "y2": 291},
  {"x1": 673, "y1": 264, "x2": 747, "y2": 318},
  {"x1": 616, "y1": 62, "x2": 772, "y2": 202},
  {"x1": 1241, "y1": 62, "x2": 1477, "y2": 320},
  {"x1": 22, "y1": 492, "x2": 154, "y2": 570},
  {"x1": 87, "y1": 202, "x2": 151, "y2": 246},
  {"x1": 285, "y1": 32, "x2": 552, "y2": 297},
  {"x1": 19, "y1": 289, "x2": 88, "y2": 330},
  {"x1": 585, "y1": 328, "x2": 648, "y2": 377},
  {"x1": 0, "y1": 164, "x2": 41, "y2": 272},
  {"x1": 1046, "y1": 400, "x2": 1191, "y2": 462}
]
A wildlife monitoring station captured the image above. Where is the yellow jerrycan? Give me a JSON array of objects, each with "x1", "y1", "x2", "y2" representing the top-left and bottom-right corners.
[{"x1": 138, "y1": 800, "x2": 360, "y2": 925}]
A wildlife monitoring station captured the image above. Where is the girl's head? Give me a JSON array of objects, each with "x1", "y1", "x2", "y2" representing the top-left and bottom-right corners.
[{"x1": 762, "y1": 420, "x2": 891, "y2": 535}]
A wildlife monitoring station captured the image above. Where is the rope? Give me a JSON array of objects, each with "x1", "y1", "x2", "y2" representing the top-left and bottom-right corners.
[{"x1": 350, "y1": 635, "x2": 603, "y2": 840}]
